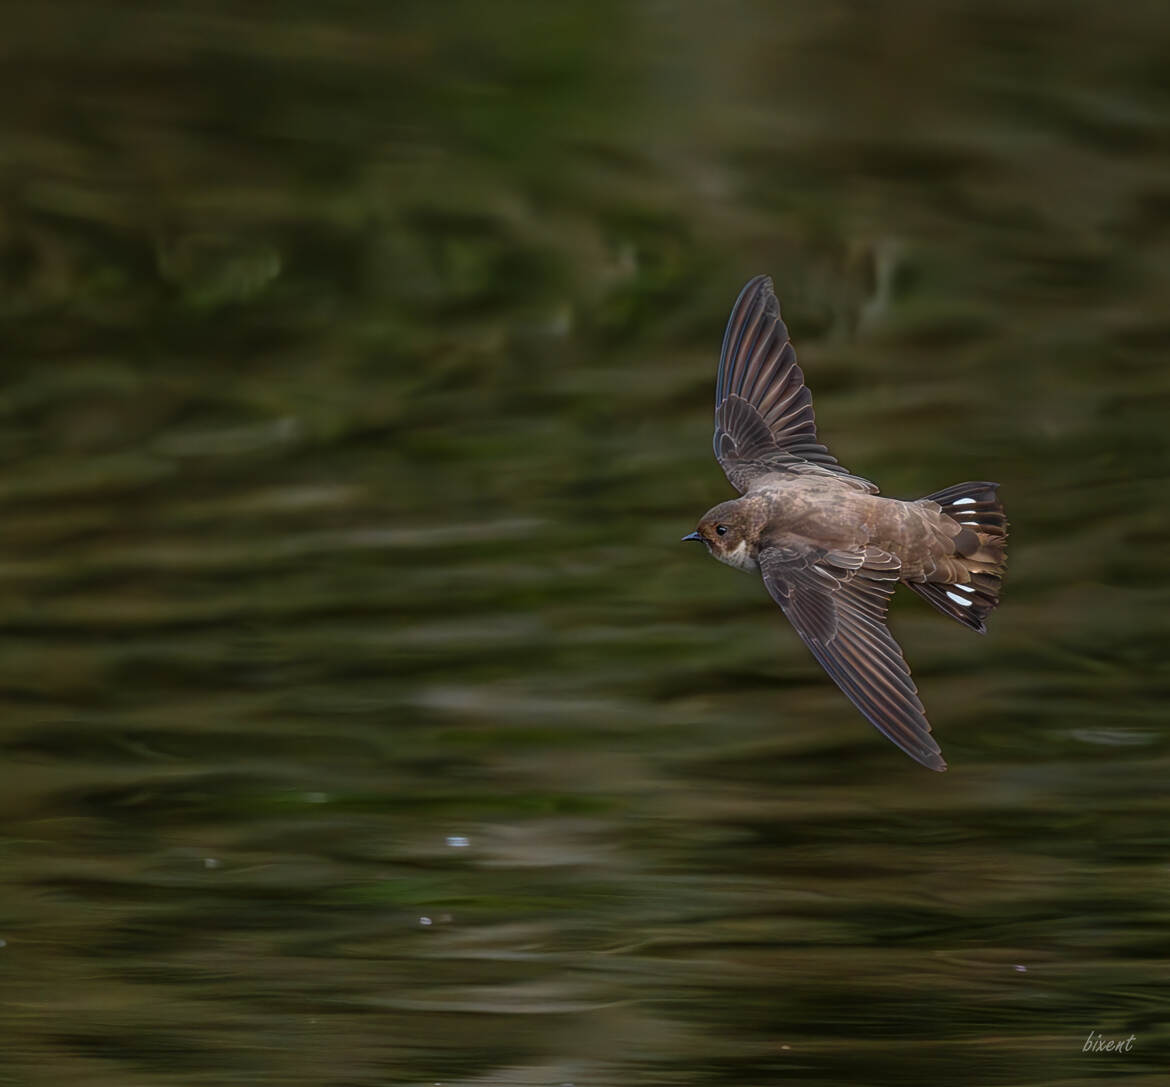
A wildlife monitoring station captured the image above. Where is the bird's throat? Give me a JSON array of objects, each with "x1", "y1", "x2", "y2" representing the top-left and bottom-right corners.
[{"x1": 714, "y1": 540, "x2": 759, "y2": 573}]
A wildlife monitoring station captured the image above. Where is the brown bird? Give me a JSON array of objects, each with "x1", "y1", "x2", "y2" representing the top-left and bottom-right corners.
[{"x1": 683, "y1": 275, "x2": 1007, "y2": 770}]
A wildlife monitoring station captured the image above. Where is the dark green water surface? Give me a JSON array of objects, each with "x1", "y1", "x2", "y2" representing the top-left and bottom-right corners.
[{"x1": 1, "y1": 3, "x2": 1168, "y2": 1084}]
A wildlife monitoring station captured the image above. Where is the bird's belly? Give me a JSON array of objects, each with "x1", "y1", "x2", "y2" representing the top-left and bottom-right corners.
[
  {"x1": 869, "y1": 499, "x2": 954, "y2": 579},
  {"x1": 771, "y1": 488, "x2": 882, "y2": 550},
  {"x1": 768, "y1": 489, "x2": 950, "y2": 578}
]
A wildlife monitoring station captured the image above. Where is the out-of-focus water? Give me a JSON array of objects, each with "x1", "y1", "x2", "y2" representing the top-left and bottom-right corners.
[{"x1": 2, "y1": 3, "x2": 1169, "y2": 1084}]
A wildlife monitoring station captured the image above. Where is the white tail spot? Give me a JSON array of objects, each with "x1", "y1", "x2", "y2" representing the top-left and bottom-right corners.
[
  {"x1": 945, "y1": 591, "x2": 973, "y2": 607},
  {"x1": 954, "y1": 584, "x2": 976, "y2": 594},
  {"x1": 961, "y1": 521, "x2": 979, "y2": 526},
  {"x1": 953, "y1": 497, "x2": 977, "y2": 506}
]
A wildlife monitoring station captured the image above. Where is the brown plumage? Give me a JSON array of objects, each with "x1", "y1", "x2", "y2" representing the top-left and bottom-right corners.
[{"x1": 684, "y1": 276, "x2": 1008, "y2": 771}]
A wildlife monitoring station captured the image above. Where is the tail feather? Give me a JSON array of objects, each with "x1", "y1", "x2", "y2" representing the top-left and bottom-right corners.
[{"x1": 910, "y1": 481, "x2": 1008, "y2": 634}]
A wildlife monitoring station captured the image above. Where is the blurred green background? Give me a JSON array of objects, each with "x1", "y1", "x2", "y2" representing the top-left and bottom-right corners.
[{"x1": 1, "y1": 2, "x2": 1168, "y2": 1085}]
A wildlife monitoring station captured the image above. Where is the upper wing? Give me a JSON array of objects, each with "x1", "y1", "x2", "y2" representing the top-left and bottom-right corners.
[
  {"x1": 759, "y1": 542, "x2": 945, "y2": 771},
  {"x1": 714, "y1": 276, "x2": 876, "y2": 494}
]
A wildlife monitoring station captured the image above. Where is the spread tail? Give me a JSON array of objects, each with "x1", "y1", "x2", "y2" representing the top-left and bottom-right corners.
[{"x1": 909, "y1": 481, "x2": 1008, "y2": 634}]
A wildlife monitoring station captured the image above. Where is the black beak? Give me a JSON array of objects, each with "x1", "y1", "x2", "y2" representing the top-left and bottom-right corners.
[{"x1": 681, "y1": 531, "x2": 703, "y2": 543}]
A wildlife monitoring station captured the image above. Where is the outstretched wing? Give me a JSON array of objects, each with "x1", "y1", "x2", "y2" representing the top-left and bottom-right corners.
[
  {"x1": 714, "y1": 276, "x2": 876, "y2": 494},
  {"x1": 759, "y1": 542, "x2": 945, "y2": 771}
]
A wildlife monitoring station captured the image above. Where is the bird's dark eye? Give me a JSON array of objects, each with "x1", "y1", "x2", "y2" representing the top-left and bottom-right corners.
[{"x1": 715, "y1": 524, "x2": 728, "y2": 536}]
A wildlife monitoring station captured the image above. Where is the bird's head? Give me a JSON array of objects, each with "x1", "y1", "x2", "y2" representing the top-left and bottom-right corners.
[{"x1": 682, "y1": 501, "x2": 759, "y2": 572}]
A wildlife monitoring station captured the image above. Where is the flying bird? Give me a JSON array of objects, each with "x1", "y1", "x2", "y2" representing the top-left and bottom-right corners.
[{"x1": 683, "y1": 276, "x2": 1007, "y2": 770}]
